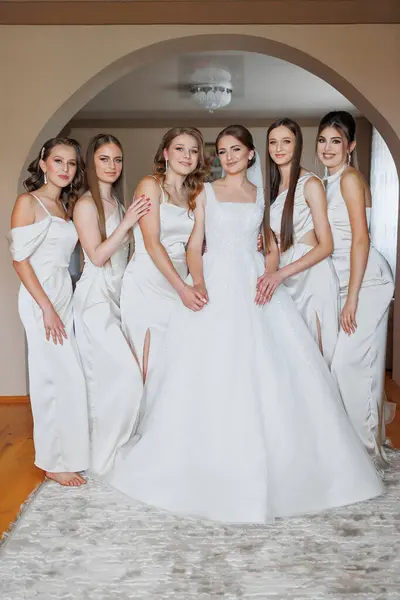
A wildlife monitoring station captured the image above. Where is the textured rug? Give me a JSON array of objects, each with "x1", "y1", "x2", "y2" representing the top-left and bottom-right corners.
[{"x1": 1, "y1": 454, "x2": 400, "y2": 600}]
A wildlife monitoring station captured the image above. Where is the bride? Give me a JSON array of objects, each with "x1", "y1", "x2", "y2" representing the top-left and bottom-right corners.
[{"x1": 107, "y1": 125, "x2": 383, "y2": 524}]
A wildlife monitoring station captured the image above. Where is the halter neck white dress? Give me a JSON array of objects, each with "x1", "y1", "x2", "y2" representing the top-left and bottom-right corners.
[
  {"x1": 8, "y1": 193, "x2": 90, "y2": 473},
  {"x1": 120, "y1": 184, "x2": 194, "y2": 378},
  {"x1": 107, "y1": 182, "x2": 383, "y2": 524},
  {"x1": 326, "y1": 165, "x2": 395, "y2": 457},
  {"x1": 73, "y1": 205, "x2": 143, "y2": 476},
  {"x1": 270, "y1": 173, "x2": 339, "y2": 366}
]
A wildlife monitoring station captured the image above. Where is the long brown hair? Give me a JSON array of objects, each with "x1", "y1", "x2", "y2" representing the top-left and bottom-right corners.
[
  {"x1": 267, "y1": 118, "x2": 303, "y2": 252},
  {"x1": 24, "y1": 137, "x2": 85, "y2": 218},
  {"x1": 216, "y1": 124, "x2": 275, "y2": 253},
  {"x1": 153, "y1": 127, "x2": 208, "y2": 212},
  {"x1": 84, "y1": 134, "x2": 125, "y2": 244}
]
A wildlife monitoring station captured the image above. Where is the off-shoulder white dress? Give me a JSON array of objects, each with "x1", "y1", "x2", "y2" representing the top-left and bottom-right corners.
[{"x1": 9, "y1": 194, "x2": 89, "y2": 473}]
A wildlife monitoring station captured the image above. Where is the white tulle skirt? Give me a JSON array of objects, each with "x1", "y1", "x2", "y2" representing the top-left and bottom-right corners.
[{"x1": 108, "y1": 248, "x2": 383, "y2": 524}]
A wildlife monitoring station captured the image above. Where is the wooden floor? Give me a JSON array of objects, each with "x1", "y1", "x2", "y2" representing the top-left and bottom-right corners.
[
  {"x1": 1, "y1": 376, "x2": 400, "y2": 539},
  {"x1": 0, "y1": 403, "x2": 44, "y2": 537}
]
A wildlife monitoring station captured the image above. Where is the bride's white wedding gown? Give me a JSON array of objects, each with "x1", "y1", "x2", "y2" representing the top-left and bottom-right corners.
[{"x1": 107, "y1": 182, "x2": 383, "y2": 524}]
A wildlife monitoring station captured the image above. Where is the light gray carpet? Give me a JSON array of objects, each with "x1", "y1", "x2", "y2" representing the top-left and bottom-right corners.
[{"x1": 1, "y1": 453, "x2": 400, "y2": 600}]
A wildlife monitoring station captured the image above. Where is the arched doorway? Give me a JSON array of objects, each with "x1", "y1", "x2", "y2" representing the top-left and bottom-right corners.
[
  {"x1": 16, "y1": 32, "x2": 400, "y2": 386},
  {"x1": 22, "y1": 35, "x2": 400, "y2": 178}
]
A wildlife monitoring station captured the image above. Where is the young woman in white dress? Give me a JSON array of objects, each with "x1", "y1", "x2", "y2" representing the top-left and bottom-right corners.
[
  {"x1": 73, "y1": 134, "x2": 149, "y2": 475},
  {"x1": 107, "y1": 125, "x2": 383, "y2": 524},
  {"x1": 317, "y1": 111, "x2": 395, "y2": 461},
  {"x1": 120, "y1": 127, "x2": 209, "y2": 383},
  {"x1": 9, "y1": 138, "x2": 90, "y2": 486},
  {"x1": 260, "y1": 118, "x2": 339, "y2": 366}
]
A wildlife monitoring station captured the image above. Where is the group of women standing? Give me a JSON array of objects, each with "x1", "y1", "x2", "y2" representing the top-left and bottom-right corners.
[{"x1": 9, "y1": 110, "x2": 394, "y2": 523}]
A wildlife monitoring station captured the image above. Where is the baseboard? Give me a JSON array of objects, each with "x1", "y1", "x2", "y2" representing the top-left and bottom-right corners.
[{"x1": 0, "y1": 396, "x2": 30, "y2": 404}]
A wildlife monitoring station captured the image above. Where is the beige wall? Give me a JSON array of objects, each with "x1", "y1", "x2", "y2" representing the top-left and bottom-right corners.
[
  {"x1": 68, "y1": 125, "x2": 324, "y2": 196},
  {"x1": 1, "y1": 24, "x2": 399, "y2": 393}
]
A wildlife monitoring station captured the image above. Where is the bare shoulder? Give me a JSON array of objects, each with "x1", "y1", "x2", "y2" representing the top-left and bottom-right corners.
[
  {"x1": 74, "y1": 192, "x2": 97, "y2": 216},
  {"x1": 14, "y1": 192, "x2": 36, "y2": 211},
  {"x1": 75, "y1": 191, "x2": 94, "y2": 207},
  {"x1": 195, "y1": 187, "x2": 206, "y2": 206},
  {"x1": 340, "y1": 167, "x2": 365, "y2": 194},
  {"x1": 136, "y1": 175, "x2": 161, "y2": 195},
  {"x1": 11, "y1": 192, "x2": 37, "y2": 227},
  {"x1": 304, "y1": 174, "x2": 325, "y2": 195}
]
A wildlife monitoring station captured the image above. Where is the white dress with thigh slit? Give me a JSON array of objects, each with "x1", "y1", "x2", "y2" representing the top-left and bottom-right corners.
[
  {"x1": 270, "y1": 173, "x2": 339, "y2": 366},
  {"x1": 120, "y1": 185, "x2": 194, "y2": 379}
]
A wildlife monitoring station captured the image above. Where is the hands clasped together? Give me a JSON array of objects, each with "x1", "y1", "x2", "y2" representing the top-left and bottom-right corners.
[{"x1": 179, "y1": 281, "x2": 209, "y2": 312}]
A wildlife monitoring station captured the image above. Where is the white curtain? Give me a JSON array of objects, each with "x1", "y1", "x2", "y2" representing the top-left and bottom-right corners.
[{"x1": 370, "y1": 128, "x2": 399, "y2": 278}]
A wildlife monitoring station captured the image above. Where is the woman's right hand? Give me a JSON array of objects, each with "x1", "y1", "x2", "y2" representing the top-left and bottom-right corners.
[
  {"x1": 42, "y1": 305, "x2": 67, "y2": 345},
  {"x1": 178, "y1": 283, "x2": 208, "y2": 311},
  {"x1": 341, "y1": 295, "x2": 358, "y2": 335},
  {"x1": 123, "y1": 194, "x2": 151, "y2": 229}
]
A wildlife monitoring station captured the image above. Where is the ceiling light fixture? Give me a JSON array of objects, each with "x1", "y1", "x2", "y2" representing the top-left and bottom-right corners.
[{"x1": 190, "y1": 67, "x2": 232, "y2": 113}]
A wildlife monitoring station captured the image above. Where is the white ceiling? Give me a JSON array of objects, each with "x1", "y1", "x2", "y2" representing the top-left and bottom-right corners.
[{"x1": 78, "y1": 51, "x2": 358, "y2": 121}]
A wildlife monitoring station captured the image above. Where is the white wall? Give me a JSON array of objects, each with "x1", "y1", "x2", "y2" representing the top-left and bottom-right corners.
[{"x1": 69, "y1": 126, "x2": 323, "y2": 199}]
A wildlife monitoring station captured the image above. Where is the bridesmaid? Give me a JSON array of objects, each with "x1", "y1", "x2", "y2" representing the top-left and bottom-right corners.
[
  {"x1": 9, "y1": 137, "x2": 90, "y2": 486},
  {"x1": 73, "y1": 134, "x2": 149, "y2": 476},
  {"x1": 121, "y1": 127, "x2": 209, "y2": 382},
  {"x1": 317, "y1": 111, "x2": 394, "y2": 460},
  {"x1": 258, "y1": 118, "x2": 339, "y2": 365}
]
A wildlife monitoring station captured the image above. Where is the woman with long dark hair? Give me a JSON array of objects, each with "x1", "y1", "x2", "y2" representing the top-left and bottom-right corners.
[
  {"x1": 73, "y1": 133, "x2": 149, "y2": 475},
  {"x1": 258, "y1": 118, "x2": 339, "y2": 365},
  {"x1": 317, "y1": 111, "x2": 394, "y2": 461},
  {"x1": 107, "y1": 125, "x2": 383, "y2": 524},
  {"x1": 120, "y1": 127, "x2": 209, "y2": 383},
  {"x1": 9, "y1": 137, "x2": 90, "y2": 486}
]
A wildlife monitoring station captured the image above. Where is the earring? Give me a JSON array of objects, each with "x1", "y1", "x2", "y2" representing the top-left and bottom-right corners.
[
  {"x1": 165, "y1": 159, "x2": 169, "y2": 173},
  {"x1": 347, "y1": 152, "x2": 351, "y2": 166},
  {"x1": 44, "y1": 172, "x2": 47, "y2": 184}
]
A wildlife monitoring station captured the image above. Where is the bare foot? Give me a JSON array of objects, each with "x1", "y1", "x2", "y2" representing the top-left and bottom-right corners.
[{"x1": 45, "y1": 471, "x2": 87, "y2": 486}]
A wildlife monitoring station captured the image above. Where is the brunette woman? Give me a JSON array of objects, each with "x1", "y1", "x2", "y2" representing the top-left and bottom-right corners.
[
  {"x1": 317, "y1": 111, "x2": 394, "y2": 460},
  {"x1": 258, "y1": 118, "x2": 339, "y2": 366},
  {"x1": 73, "y1": 134, "x2": 149, "y2": 475},
  {"x1": 9, "y1": 138, "x2": 90, "y2": 486}
]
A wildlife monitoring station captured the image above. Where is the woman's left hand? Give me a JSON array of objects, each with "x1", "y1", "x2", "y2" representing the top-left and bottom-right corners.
[
  {"x1": 255, "y1": 270, "x2": 285, "y2": 305},
  {"x1": 341, "y1": 296, "x2": 358, "y2": 335}
]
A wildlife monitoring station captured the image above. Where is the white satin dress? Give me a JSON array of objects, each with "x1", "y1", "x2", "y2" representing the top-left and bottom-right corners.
[
  {"x1": 107, "y1": 182, "x2": 383, "y2": 524},
  {"x1": 270, "y1": 173, "x2": 339, "y2": 366},
  {"x1": 326, "y1": 165, "x2": 395, "y2": 456},
  {"x1": 120, "y1": 185, "x2": 194, "y2": 377},
  {"x1": 73, "y1": 205, "x2": 143, "y2": 476},
  {"x1": 8, "y1": 194, "x2": 90, "y2": 473}
]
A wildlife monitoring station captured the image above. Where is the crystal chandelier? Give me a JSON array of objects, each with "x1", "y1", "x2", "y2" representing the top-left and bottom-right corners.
[{"x1": 190, "y1": 67, "x2": 232, "y2": 113}]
